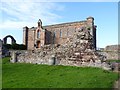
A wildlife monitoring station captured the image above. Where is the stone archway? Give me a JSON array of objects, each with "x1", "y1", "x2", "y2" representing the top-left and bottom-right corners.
[
  {"x1": 36, "y1": 41, "x2": 40, "y2": 48},
  {"x1": 3, "y1": 35, "x2": 16, "y2": 44}
]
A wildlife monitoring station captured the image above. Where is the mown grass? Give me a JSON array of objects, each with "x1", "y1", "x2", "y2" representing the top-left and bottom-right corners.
[
  {"x1": 107, "y1": 60, "x2": 120, "y2": 63},
  {"x1": 2, "y1": 57, "x2": 119, "y2": 88}
]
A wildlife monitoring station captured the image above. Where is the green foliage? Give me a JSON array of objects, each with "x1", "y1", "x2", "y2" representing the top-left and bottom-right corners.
[
  {"x1": 3, "y1": 44, "x2": 26, "y2": 50},
  {"x1": 18, "y1": 44, "x2": 27, "y2": 50},
  {"x1": 3, "y1": 44, "x2": 11, "y2": 49},
  {"x1": 11, "y1": 44, "x2": 19, "y2": 50},
  {"x1": 2, "y1": 57, "x2": 119, "y2": 88}
]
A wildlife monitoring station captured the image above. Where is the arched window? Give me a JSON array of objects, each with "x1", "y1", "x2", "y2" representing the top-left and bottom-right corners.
[
  {"x1": 36, "y1": 41, "x2": 40, "y2": 48},
  {"x1": 67, "y1": 29, "x2": 69, "y2": 36},
  {"x1": 54, "y1": 31, "x2": 56, "y2": 37},
  {"x1": 60, "y1": 30, "x2": 62, "y2": 37},
  {"x1": 37, "y1": 30, "x2": 40, "y2": 38}
]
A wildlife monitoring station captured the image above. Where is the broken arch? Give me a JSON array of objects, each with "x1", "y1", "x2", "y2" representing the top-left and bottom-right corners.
[{"x1": 3, "y1": 35, "x2": 16, "y2": 44}]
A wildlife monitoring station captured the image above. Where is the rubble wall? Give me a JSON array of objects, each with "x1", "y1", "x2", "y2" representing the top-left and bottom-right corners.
[
  {"x1": 98, "y1": 45, "x2": 120, "y2": 60},
  {"x1": 11, "y1": 20, "x2": 111, "y2": 70},
  {"x1": 10, "y1": 45, "x2": 110, "y2": 70},
  {"x1": 98, "y1": 51, "x2": 120, "y2": 60}
]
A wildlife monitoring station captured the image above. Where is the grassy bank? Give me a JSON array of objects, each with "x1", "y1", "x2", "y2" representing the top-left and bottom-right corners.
[{"x1": 2, "y1": 57, "x2": 119, "y2": 88}]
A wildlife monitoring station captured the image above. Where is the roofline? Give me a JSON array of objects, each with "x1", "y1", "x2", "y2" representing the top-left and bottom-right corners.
[
  {"x1": 43, "y1": 20, "x2": 86, "y2": 28},
  {"x1": 26, "y1": 20, "x2": 87, "y2": 30}
]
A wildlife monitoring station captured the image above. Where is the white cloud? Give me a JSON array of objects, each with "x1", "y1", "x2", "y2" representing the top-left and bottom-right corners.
[
  {"x1": 0, "y1": 0, "x2": 64, "y2": 30},
  {"x1": 0, "y1": 21, "x2": 36, "y2": 30}
]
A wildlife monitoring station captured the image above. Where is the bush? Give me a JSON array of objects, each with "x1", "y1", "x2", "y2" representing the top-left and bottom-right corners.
[
  {"x1": 3, "y1": 44, "x2": 11, "y2": 49},
  {"x1": 3, "y1": 44, "x2": 27, "y2": 50},
  {"x1": 19, "y1": 44, "x2": 27, "y2": 50}
]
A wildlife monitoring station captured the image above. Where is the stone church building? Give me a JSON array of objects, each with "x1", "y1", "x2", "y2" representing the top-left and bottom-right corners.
[
  {"x1": 23, "y1": 17, "x2": 97, "y2": 50},
  {"x1": 11, "y1": 17, "x2": 112, "y2": 70}
]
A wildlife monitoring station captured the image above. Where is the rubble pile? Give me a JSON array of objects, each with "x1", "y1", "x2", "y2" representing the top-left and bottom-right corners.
[{"x1": 11, "y1": 27, "x2": 111, "y2": 70}]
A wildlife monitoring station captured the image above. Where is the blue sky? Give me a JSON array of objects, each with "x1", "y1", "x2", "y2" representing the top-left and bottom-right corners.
[{"x1": 0, "y1": 0, "x2": 118, "y2": 48}]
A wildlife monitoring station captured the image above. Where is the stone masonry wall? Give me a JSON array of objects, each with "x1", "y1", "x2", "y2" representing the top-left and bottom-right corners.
[
  {"x1": 98, "y1": 51, "x2": 119, "y2": 60},
  {"x1": 12, "y1": 44, "x2": 110, "y2": 70},
  {"x1": 11, "y1": 26, "x2": 110, "y2": 70},
  {"x1": 98, "y1": 45, "x2": 120, "y2": 60},
  {"x1": 24, "y1": 17, "x2": 96, "y2": 50},
  {"x1": 105, "y1": 45, "x2": 120, "y2": 51}
]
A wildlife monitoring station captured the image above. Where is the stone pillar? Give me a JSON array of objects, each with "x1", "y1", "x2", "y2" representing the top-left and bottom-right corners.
[
  {"x1": 10, "y1": 52, "x2": 17, "y2": 63},
  {"x1": 87, "y1": 17, "x2": 96, "y2": 50},
  {"x1": 23, "y1": 26, "x2": 28, "y2": 49}
]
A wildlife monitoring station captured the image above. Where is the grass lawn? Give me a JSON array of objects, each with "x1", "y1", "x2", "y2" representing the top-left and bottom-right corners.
[
  {"x1": 107, "y1": 60, "x2": 120, "y2": 63},
  {"x1": 2, "y1": 57, "x2": 119, "y2": 88}
]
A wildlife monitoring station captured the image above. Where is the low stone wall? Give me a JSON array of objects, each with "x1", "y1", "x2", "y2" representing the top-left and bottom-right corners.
[
  {"x1": 10, "y1": 28, "x2": 112, "y2": 70},
  {"x1": 98, "y1": 51, "x2": 120, "y2": 60},
  {"x1": 105, "y1": 45, "x2": 120, "y2": 51},
  {"x1": 10, "y1": 44, "x2": 111, "y2": 71},
  {"x1": 102, "y1": 45, "x2": 120, "y2": 60}
]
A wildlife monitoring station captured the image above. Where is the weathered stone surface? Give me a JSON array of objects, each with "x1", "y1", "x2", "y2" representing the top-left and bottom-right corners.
[
  {"x1": 11, "y1": 24, "x2": 110, "y2": 70},
  {"x1": 9, "y1": 17, "x2": 115, "y2": 70},
  {"x1": 98, "y1": 51, "x2": 120, "y2": 60},
  {"x1": 105, "y1": 45, "x2": 120, "y2": 51},
  {"x1": 23, "y1": 17, "x2": 96, "y2": 50},
  {"x1": 111, "y1": 62, "x2": 120, "y2": 71},
  {"x1": 10, "y1": 51, "x2": 17, "y2": 63}
]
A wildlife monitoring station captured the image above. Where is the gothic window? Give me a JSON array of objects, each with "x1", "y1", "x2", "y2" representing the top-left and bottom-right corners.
[
  {"x1": 54, "y1": 31, "x2": 56, "y2": 38},
  {"x1": 37, "y1": 30, "x2": 40, "y2": 38},
  {"x1": 53, "y1": 31, "x2": 56, "y2": 44},
  {"x1": 60, "y1": 30, "x2": 62, "y2": 37},
  {"x1": 67, "y1": 29, "x2": 69, "y2": 36}
]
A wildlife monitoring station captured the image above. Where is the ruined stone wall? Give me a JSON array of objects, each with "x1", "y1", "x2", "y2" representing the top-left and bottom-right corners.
[
  {"x1": 104, "y1": 45, "x2": 120, "y2": 51},
  {"x1": 12, "y1": 44, "x2": 110, "y2": 70},
  {"x1": 12, "y1": 26, "x2": 110, "y2": 70},
  {"x1": 98, "y1": 51, "x2": 119, "y2": 60},
  {"x1": 27, "y1": 28, "x2": 35, "y2": 50},
  {"x1": 43, "y1": 21, "x2": 87, "y2": 45},
  {"x1": 23, "y1": 17, "x2": 96, "y2": 50},
  {"x1": 98, "y1": 45, "x2": 120, "y2": 60}
]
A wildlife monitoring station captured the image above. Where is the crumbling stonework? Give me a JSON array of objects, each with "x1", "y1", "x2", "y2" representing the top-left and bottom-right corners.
[
  {"x1": 98, "y1": 51, "x2": 119, "y2": 60},
  {"x1": 12, "y1": 43, "x2": 110, "y2": 70},
  {"x1": 105, "y1": 45, "x2": 120, "y2": 51},
  {"x1": 23, "y1": 17, "x2": 97, "y2": 50},
  {"x1": 98, "y1": 45, "x2": 120, "y2": 60},
  {"x1": 11, "y1": 19, "x2": 111, "y2": 70},
  {"x1": 9, "y1": 17, "x2": 113, "y2": 70}
]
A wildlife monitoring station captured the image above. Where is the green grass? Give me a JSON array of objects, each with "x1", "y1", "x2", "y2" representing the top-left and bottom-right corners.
[
  {"x1": 107, "y1": 60, "x2": 120, "y2": 63},
  {"x1": 2, "y1": 57, "x2": 119, "y2": 88}
]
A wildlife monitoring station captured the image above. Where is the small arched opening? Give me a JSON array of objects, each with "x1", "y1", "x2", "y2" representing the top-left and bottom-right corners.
[
  {"x1": 37, "y1": 30, "x2": 40, "y2": 38},
  {"x1": 36, "y1": 41, "x2": 40, "y2": 48},
  {"x1": 3, "y1": 35, "x2": 16, "y2": 44}
]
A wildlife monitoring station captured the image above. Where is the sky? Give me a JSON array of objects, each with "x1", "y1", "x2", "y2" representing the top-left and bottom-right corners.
[{"x1": 0, "y1": 0, "x2": 119, "y2": 48}]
